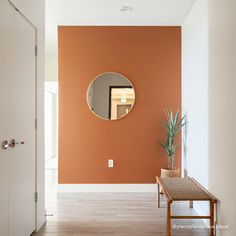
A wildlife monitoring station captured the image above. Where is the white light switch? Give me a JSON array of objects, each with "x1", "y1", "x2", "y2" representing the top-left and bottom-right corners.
[{"x1": 108, "y1": 159, "x2": 114, "y2": 168}]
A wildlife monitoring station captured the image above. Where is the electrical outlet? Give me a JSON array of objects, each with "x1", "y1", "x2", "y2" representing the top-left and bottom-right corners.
[{"x1": 108, "y1": 159, "x2": 114, "y2": 168}]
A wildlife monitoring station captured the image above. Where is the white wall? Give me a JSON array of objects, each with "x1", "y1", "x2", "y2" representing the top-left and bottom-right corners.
[
  {"x1": 183, "y1": 0, "x2": 236, "y2": 234},
  {"x1": 45, "y1": 4, "x2": 58, "y2": 82},
  {"x1": 45, "y1": 82, "x2": 58, "y2": 162},
  {"x1": 45, "y1": 41, "x2": 58, "y2": 81},
  {"x1": 208, "y1": 0, "x2": 236, "y2": 235},
  {"x1": 10, "y1": 0, "x2": 45, "y2": 230},
  {"x1": 182, "y1": 0, "x2": 209, "y2": 216},
  {"x1": 182, "y1": 0, "x2": 208, "y2": 187}
]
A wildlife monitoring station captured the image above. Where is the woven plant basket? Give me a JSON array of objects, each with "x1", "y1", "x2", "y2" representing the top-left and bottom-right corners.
[
  {"x1": 161, "y1": 168, "x2": 181, "y2": 178},
  {"x1": 159, "y1": 168, "x2": 181, "y2": 193}
]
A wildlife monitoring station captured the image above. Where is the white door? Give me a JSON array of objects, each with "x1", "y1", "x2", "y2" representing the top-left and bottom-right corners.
[{"x1": 0, "y1": 0, "x2": 36, "y2": 236}]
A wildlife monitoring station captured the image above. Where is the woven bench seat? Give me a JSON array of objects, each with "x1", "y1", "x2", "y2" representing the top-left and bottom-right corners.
[{"x1": 160, "y1": 177, "x2": 212, "y2": 201}]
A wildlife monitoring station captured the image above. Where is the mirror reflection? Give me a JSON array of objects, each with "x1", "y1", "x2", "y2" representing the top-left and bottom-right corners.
[{"x1": 87, "y1": 72, "x2": 135, "y2": 120}]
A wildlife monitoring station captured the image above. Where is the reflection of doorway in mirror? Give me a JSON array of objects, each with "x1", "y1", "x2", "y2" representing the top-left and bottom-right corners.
[
  {"x1": 110, "y1": 87, "x2": 135, "y2": 119},
  {"x1": 117, "y1": 104, "x2": 132, "y2": 119}
]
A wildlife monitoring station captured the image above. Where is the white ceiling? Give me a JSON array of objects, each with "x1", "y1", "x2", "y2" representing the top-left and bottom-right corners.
[
  {"x1": 46, "y1": 0, "x2": 195, "y2": 26},
  {"x1": 45, "y1": 0, "x2": 196, "y2": 80},
  {"x1": 46, "y1": 0, "x2": 195, "y2": 45}
]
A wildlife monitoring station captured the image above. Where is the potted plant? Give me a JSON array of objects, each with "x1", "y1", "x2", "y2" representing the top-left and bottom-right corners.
[{"x1": 159, "y1": 110, "x2": 186, "y2": 178}]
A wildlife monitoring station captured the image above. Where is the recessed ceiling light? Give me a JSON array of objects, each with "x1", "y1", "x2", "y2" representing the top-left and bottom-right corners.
[{"x1": 120, "y1": 6, "x2": 132, "y2": 12}]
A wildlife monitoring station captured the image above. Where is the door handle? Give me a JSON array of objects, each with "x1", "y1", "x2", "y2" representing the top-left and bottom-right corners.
[
  {"x1": 2, "y1": 140, "x2": 10, "y2": 150},
  {"x1": 1, "y1": 139, "x2": 25, "y2": 150},
  {"x1": 9, "y1": 139, "x2": 25, "y2": 148}
]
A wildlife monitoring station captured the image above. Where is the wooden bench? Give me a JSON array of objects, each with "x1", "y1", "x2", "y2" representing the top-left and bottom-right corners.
[{"x1": 156, "y1": 177, "x2": 217, "y2": 236}]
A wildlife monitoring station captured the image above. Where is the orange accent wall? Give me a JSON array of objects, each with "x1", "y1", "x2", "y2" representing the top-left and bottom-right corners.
[{"x1": 58, "y1": 26, "x2": 181, "y2": 184}]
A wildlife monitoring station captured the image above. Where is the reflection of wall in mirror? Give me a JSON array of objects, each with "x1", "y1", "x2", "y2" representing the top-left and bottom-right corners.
[{"x1": 92, "y1": 73, "x2": 131, "y2": 119}]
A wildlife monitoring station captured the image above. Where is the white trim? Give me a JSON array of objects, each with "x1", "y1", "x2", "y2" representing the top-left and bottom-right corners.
[{"x1": 58, "y1": 184, "x2": 156, "y2": 193}]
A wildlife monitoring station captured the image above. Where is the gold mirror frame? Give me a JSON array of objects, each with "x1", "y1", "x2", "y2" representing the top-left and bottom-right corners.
[{"x1": 86, "y1": 72, "x2": 135, "y2": 120}]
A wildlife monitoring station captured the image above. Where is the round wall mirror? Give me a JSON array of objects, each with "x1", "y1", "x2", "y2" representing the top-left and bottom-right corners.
[{"x1": 87, "y1": 72, "x2": 135, "y2": 120}]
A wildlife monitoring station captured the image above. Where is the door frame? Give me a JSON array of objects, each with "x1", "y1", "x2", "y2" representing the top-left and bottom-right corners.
[
  {"x1": 108, "y1": 85, "x2": 132, "y2": 119},
  {"x1": 7, "y1": 0, "x2": 38, "y2": 231}
]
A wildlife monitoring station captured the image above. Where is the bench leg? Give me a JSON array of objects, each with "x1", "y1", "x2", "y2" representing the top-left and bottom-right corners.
[
  {"x1": 189, "y1": 200, "x2": 193, "y2": 208},
  {"x1": 157, "y1": 183, "x2": 160, "y2": 208},
  {"x1": 210, "y1": 201, "x2": 215, "y2": 236},
  {"x1": 167, "y1": 201, "x2": 171, "y2": 236}
]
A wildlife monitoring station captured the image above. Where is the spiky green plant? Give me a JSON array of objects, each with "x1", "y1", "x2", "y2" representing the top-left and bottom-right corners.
[{"x1": 159, "y1": 110, "x2": 186, "y2": 170}]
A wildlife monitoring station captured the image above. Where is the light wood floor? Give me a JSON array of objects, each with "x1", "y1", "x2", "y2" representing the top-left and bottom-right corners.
[{"x1": 35, "y1": 170, "x2": 209, "y2": 236}]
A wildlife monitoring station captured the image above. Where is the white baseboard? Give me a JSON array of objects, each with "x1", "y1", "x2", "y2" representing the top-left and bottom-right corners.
[{"x1": 57, "y1": 184, "x2": 157, "y2": 193}]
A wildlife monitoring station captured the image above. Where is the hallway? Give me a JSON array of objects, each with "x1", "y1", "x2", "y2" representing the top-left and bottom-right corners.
[{"x1": 35, "y1": 170, "x2": 209, "y2": 236}]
